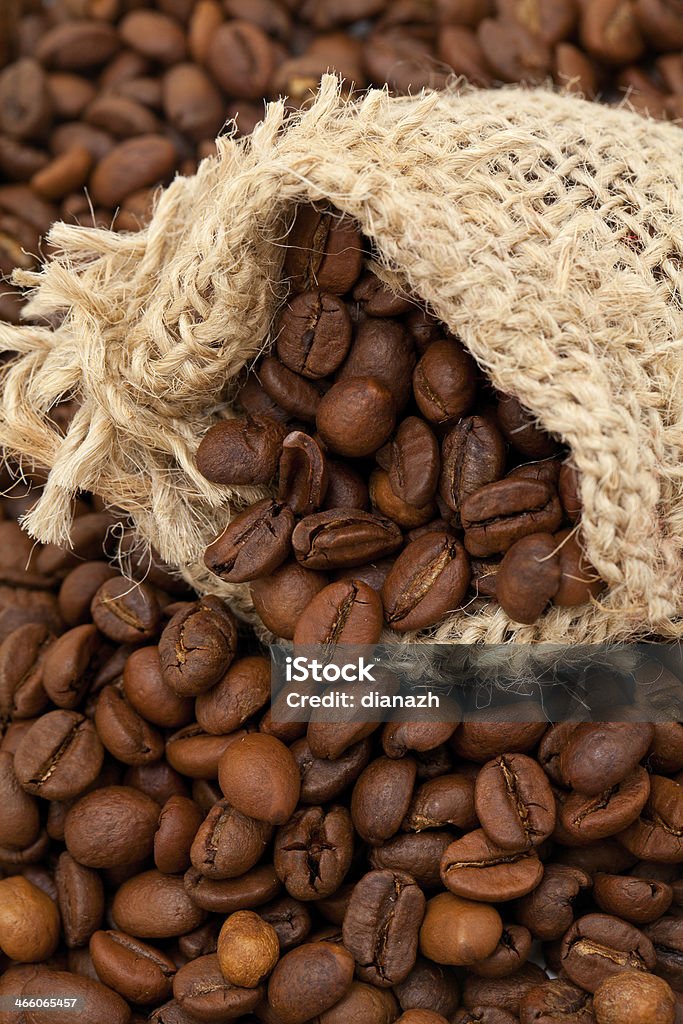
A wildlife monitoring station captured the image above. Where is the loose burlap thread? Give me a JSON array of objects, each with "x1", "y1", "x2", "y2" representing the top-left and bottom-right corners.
[{"x1": 1, "y1": 77, "x2": 682, "y2": 645}]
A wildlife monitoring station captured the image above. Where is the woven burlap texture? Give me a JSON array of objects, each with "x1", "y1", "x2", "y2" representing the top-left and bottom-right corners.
[{"x1": 1, "y1": 77, "x2": 682, "y2": 644}]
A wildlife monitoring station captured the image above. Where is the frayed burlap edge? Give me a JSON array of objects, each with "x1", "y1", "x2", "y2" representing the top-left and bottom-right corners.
[{"x1": 0, "y1": 77, "x2": 682, "y2": 644}]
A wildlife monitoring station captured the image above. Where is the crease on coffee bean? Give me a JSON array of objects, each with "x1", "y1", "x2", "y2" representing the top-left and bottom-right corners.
[
  {"x1": 386, "y1": 543, "x2": 456, "y2": 624},
  {"x1": 570, "y1": 937, "x2": 647, "y2": 970},
  {"x1": 28, "y1": 718, "x2": 82, "y2": 787},
  {"x1": 107, "y1": 932, "x2": 175, "y2": 976}
]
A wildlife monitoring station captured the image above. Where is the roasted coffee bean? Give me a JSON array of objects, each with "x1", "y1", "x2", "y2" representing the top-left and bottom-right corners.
[
  {"x1": 259, "y1": 356, "x2": 322, "y2": 422},
  {"x1": 370, "y1": 831, "x2": 453, "y2": 889},
  {"x1": 515, "y1": 863, "x2": 592, "y2": 941},
  {"x1": 64, "y1": 785, "x2": 160, "y2": 868},
  {"x1": 293, "y1": 508, "x2": 402, "y2": 569},
  {"x1": 14, "y1": 709, "x2": 103, "y2": 800},
  {"x1": 123, "y1": 646, "x2": 194, "y2": 728},
  {"x1": 560, "y1": 913, "x2": 656, "y2": 992},
  {"x1": 173, "y1": 952, "x2": 262, "y2": 1018},
  {"x1": 618, "y1": 775, "x2": 683, "y2": 863},
  {"x1": 204, "y1": 499, "x2": 294, "y2": 583},
  {"x1": 277, "y1": 291, "x2": 352, "y2": 379},
  {"x1": 419, "y1": 891, "x2": 502, "y2": 966},
  {"x1": 453, "y1": 1010, "x2": 518, "y2": 1024},
  {"x1": 496, "y1": 395, "x2": 559, "y2": 459},
  {"x1": 441, "y1": 829, "x2": 544, "y2": 901},
  {"x1": 95, "y1": 684, "x2": 165, "y2": 765},
  {"x1": 217, "y1": 910, "x2": 280, "y2": 988},
  {"x1": 378, "y1": 416, "x2": 440, "y2": 508},
  {"x1": 21, "y1": 968, "x2": 131, "y2": 1024},
  {"x1": 0, "y1": 875, "x2": 60, "y2": 962},
  {"x1": 440, "y1": 415, "x2": 506, "y2": 518},
  {"x1": 278, "y1": 431, "x2": 329, "y2": 515},
  {"x1": 196, "y1": 415, "x2": 287, "y2": 485},
  {"x1": 462, "y1": 963, "x2": 549, "y2": 1015},
  {"x1": 644, "y1": 915, "x2": 683, "y2": 990},
  {"x1": 274, "y1": 805, "x2": 353, "y2": 900},
  {"x1": 351, "y1": 755, "x2": 417, "y2": 846},
  {"x1": 57, "y1": 562, "x2": 118, "y2": 627},
  {"x1": 461, "y1": 479, "x2": 563, "y2": 557},
  {"x1": 206, "y1": 20, "x2": 275, "y2": 98},
  {"x1": 393, "y1": 956, "x2": 460, "y2": 1017},
  {"x1": 0, "y1": 750, "x2": 40, "y2": 850},
  {"x1": 190, "y1": 798, "x2": 272, "y2": 879},
  {"x1": 293, "y1": 736, "x2": 372, "y2": 804},
  {"x1": 250, "y1": 562, "x2": 329, "y2": 640},
  {"x1": 195, "y1": 655, "x2": 270, "y2": 735},
  {"x1": 370, "y1": 468, "x2": 436, "y2": 529},
  {"x1": 496, "y1": 533, "x2": 562, "y2": 624},
  {"x1": 90, "y1": 134, "x2": 177, "y2": 207},
  {"x1": 593, "y1": 969, "x2": 675, "y2": 1024},
  {"x1": 580, "y1": 0, "x2": 645, "y2": 64},
  {"x1": 90, "y1": 929, "x2": 176, "y2": 1005},
  {"x1": 91, "y1": 576, "x2": 161, "y2": 644},
  {"x1": 382, "y1": 719, "x2": 460, "y2": 759},
  {"x1": 382, "y1": 532, "x2": 470, "y2": 632},
  {"x1": 518, "y1": 978, "x2": 596, "y2": 1024},
  {"x1": 284, "y1": 206, "x2": 363, "y2": 295},
  {"x1": 343, "y1": 868, "x2": 425, "y2": 986},
  {"x1": 553, "y1": 529, "x2": 605, "y2": 607},
  {"x1": 158, "y1": 595, "x2": 237, "y2": 698},
  {"x1": 292, "y1": 581, "x2": 385, "y2": 643},
  {"x1": 184, "y1": 863, "x2": 281, "y2": 914},
  {"x1": 259, "y1": 895, "x2": 312, "y2": 952},
  {"x1": 218, "y1": 733, "x2": 300, "y2": 825},
  {"x1": 469, "y1": 924, "x2": 532, "y2": 978},
  {"x1": 337, "y1": 318, "x2": 416, "y2": 411},
  {"x1": 55, "y1": 852, "x2": 104, "y2": 949},
  {"x1": 317, "y1": 980, "x2": 400, "y2": 1023},
  {"x1": 413, "y1": 339, "x2": 477, "y2": 425},
  {"x1": 41, "y1": 623, "x2": 104, "y2": 709},
  {"x1": 451, "y1": 719, "x2": 547, "y2": 763},
  {"x1": 353, "y1": 272, "x2": 412, "y2": 316},
  {"x1": 403, "y1": 772, "x2": 477, "y2": 832},
  {"x1": 113, "y1": 869, "x2": 207, "y2": 938},
  {"x1": 166, "y1": 724, "x2": 243, "y2": 779},
  {"x1": 267, "y1": 941, "x2": 354, "y2": 1022},
  {"x1": 560, "y1": 723, "x2": 654, "y2": 796},
  {"x1": 154, "y1": 795, "x2": 204, "y2": 875},
  {"x1": 317, "y1": 377, "x2": 396, "y2": 458},
  {"x1": 559, "y1": 766, "x2": 651, "y2": 843},
  {"x1": 0, "y1": 622, "x2": 51, "y2": 720},
  {"x1": 475, "y1": 752, "x2": 555, "y2": 849},
  {"x1": 593, "y1": 872, "x2": 673, "y2": 924}
]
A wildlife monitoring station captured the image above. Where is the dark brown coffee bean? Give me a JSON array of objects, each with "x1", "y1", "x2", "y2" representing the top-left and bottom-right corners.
[
  {"x1": 518, "y1": 978, "x2": 595, "y2": 1024},
  {"x1": 57, "y1": 562, "x2": 118, "y2": 628},
  {"x1": 469, "y1": 924, "x2": 532, "y2": 978},
  {"x1": 462, "y1": 963, "x2": 548, "y2": 1016},
  {"x1": 259, "y1": 356, "x2": 322, "y2": 422},
  {"x1": 178, "y1": 919, "x2": 221, "y2": 961},
  {"x1": 644, "y1": 915, "x2": 683, "y2": 991},
  {"x1": 580, "y1": 0, "x2": 645, "y2": 63},
  {"x1": 370, "y1": 469, "x2": 436, "y2": 529},
  {"x1": 403, "y1": 773, "x2": 477, "y2": 833},
  {"x1": 560, "y1": 723, "x2": 654, "y2": 796},
  {"x1": 278, "y1": 431, "x2": 329, "y2": 515},
  {"x1": 322, "y1": 459, "x2": 370, "y2": 511},
  {"x1": 393, "y1": 956, "x2": 460, "y2": 1017},
  {"x1": 21, "y1": 969, "x2": 130, "y2": 1024},
  {"x1": 293, "y1": 508, "x2": 402, "y2": 570},
  {"x1": 560, "y1": 913, "x2": 656, "y2": 992},
  {"x1": 553, "y1": 529, "x2": 605, "y2": 607},
  {"x1": 258, "y1": 895, "x2": 312, "y2": 952},
  {"x1": 118, "y1": 9, "x2": 186, "y2": 64},
  {"x1": 293, "y1": 736, "x2": 372, "y2": 805},
  {"x1": 166, "y1": 725, "x2": 244, "y2": 779},
  {"x1": 461, "y1": 479, "x2": 563, "y2": 557},
  {"x1": 154, "y1": 795, "x2": 203, "y2": 875},
  {"x1": 382, "y1": 720, "x2": 460, "y2": 760},
  {"x1": 194, "y1": 655, "x2": 269, "y2": 735},
  {"x1": 218, "y1": 733, "x2": 300, "y2": 825},
  {"x1": 593, "y1": 872, "x2": 673, "y2": 924},
  {"x1": 126, "y1": 761, "x2": 188, "y2": 807},
  {"x1": 475, "y1": 752, "x2": 555, "y2": 850},
  {"x1": 196, "y1": 415, "x2": 287, "y2": 485},
  {"x1": 333, "y1": 557, "x2": 395, "y2": 593},
  {"x1": 162, "y1": 63, "x2": 224, "y2": 141},
  {"x1": 343, "y1": 869, "x2": 425, "y2": 986},
  {"x1": 204, "y1": 499, "x2": 294, "y2": 584},
  {"x1": 0, "y1": 622, "x2": 51, "y2": 720},
  {"x1": 515, "y1": 863, "x2": 591, "y2": 941},
  {"x1": 250, "y1": 561, "x2": 329, "y2": 640},
  {"x1": 352, "y1": 272, "x2": 412, "y2": 316},
  {"x1": 190, "y1": 798, "x2": 272, "y2": 879},
  {"x1": 440, "y1": 415, "x2": 506, "y2": 518},
  {"x1": 382, "y1": 532, "x2": 470, "y2": 632},
  {"x1": 267, "y1": 941, "x2": 355, "y2": 1023},
  {"x1": 277, "y1": 291, "x2": 353, "y2": 379},
  {"x1": 55, "y1": 852, "x2": 104, "y2": 949},
  {"x1": 90, "y1": 929, "x2": 176, "y2": 1006},
  {"x1": 337, "y1": 318, "x2": 416, "y2": 411},
  {"x1": 122, "y1": 646, "x2": 193, "y2": 728},
  {"x1": 317, "y1": 377, "x2": 396, "y2": 458},
  {"x1": 496, "y1": 533, "x2": 562, "y2": 624},
  {"x1": 35, "y1": 21, "x2": 121, "y2": 70},
  {"x1": 173, "y1": 952, "x2": 263, "y2": 1018},
  {"x1": 452, "y1": 720, "x2": 547, "y2": 763},
  {"x1": 274, "y1": 805, "x2": 353, "y2": 900},
  {"x1": 618, "y1": 775, "x2": 683, "y2": 863},
  {"x1": 413, "y1": 339, "x2": 477, "y2": 425},
  {"x1": 91, "y1": 576, "x2": 161, "y2": 645},
  {"x1": 64, "y1": 785, "x2": 160, "y2": 868},
  {"x1": 158, "y1": 595, "x2": 237, "y2": 697},
  {"x1": 477, "y1": 16, "x2": 552, "y2": 82},
  {"x1": 0, "y1": 750, "x2": 40, "y2": 850},
  {"x1": 377, "y1": 416, "x2": 440, "y2": 508},
  {"x1": 184, "y1": 863, "x2": 281, "y2": 914},
  {"x1": 113, "y1": 869, "x2": 207, "y2": 938},
  {"x1": 284, "y1": 206, "x2": 363, "y2": 295},
  {"x1": 14, "y1": 710, "x2": 103, "y2": 800},
  {"x1": 441, "y1": 829, "x2": 544, "y2": 901},
  {"x1": 496, "y1": 395, "x2": 559, "y2": 459},
  {"x1": 95, "y1": 684, "x2": 165, "y2": 765},
  {"x1": 90, "y1": 134, "x2": 176, "y2": 207},
  {"x1": 370, "y1": 831, "x2": 453, "y2": 889},
  {"x1": 206, "y1": 19, "x2": 275, "y2": 97},
  {"x1": 0, "y1": 59, "x2": 52, "y2": 140},
  {"x1": 351, "y1": 755, "x2": 417, "y2": 846},
  {"x1": 559, "y1": 766, "x2": 651, "y2": 843}
]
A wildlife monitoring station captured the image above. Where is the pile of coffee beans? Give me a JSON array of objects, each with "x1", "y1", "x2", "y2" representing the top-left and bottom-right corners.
[
  {"x1": 0, "y1": 477, "x2": 681, "y2": 1024},
  {"x1": 2, "y1": 1, "x2": 683, "y2": 324},
  {"x1": 197, "y1": 203, "x2": 605, "y2": 636}
]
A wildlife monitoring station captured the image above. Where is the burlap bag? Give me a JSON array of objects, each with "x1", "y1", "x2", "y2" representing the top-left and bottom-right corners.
[{"x1": 1, "y1": 77, "x2": 682, "y2": 646}]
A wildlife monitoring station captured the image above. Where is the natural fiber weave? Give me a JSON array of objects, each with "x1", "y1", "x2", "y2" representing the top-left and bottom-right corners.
[{"x1": 1, "y1": 77, "x2": 682, "y2": 643}]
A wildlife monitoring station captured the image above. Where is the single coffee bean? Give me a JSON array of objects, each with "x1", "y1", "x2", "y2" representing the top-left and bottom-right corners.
[
  {"x1": 159, "y1": 595, "x2": 238, "y2": 697},
  {"x1": 370, "y1": 831, "x2": 453, "y2": 890},
  {"x1": 560, "y1": 913, "x2": 656, "y2": 992},
  {"x1": 353, "y1": 272, "x2": 412, "y2": 316},
  {"x1": 560, "y1": 723, "x2": 654, "y2": 796},
  {"x1": 113, "y1": 869, "x2": 207, "y2": 938},
  {"x1": 382, "y1": 532, "x2": 470, "y2": 632},
  {"x1": 259, "y1": 356, "x2": 322, "y2": 422},
  {"x1": 250, "y1": 562, "x2": 329, "y2": 640},
  {"x1": 154, "y1": 795, "x2": 204, "y2": 875},
  {"x1": 382, "y1": 719, "x2": 460, "y2": 759},
  {"x1": 496, "y1": 395, "x2": 559, "y2": 459},
  {"x1": 316, "y1": 377, "x2": 396, "y2": 458},
  {"x1": 206, "y1": 20, "x2": 275, "y2": 98},
  {"x1": 559, "y1": 766, "x2": 651, "y2": 843},
  {"x1": 178, "y1": 919, "x2": 221, "y2": 961},
  {"x1": 204, "y1": 499, "x2": 294, "y2": 583},
  {"x1": 278, "y1": 431, "x2": 329, "y2": 515},
  {"x1": 274, "y1": 805, "x2": 353, "y2": 900},
  {"x1": 0, "y1": 622, "x2": 51, "y2": 720},
  {"x1": 218, "y1": 733, "x2": 300, "y2": 825},
  {"x1": 351, "y1": 755, "x2": 417, "y2": 846},
  {"x1": 419, "y1": 891, "x2": 503, "y2": 966},
  {"x1": 413, "y1": 339, "x2": 477, "y2": 425},
  {"x1": 195, "y1": 656, "x2": 270, "y2": 735},
  {"x1": 284, "y1": 206, "x2": 363, "y2": 295},
  {"x1": 184, "y1": 863, "x2": 281, "y2": 915},
  {"x1": 441, "y1": 829, "x2": 544, "y2": 901},
  {"x1": 293, "y1": 508, "x2": 402, "y2": 570},
  {"x1": 0, "y1": 58, "x2": 52, "y2": 141},
  {"x1": 324, "y1": 459, "x2": 371, "y2": 510},
  {"x1": 173, "y1": 952, "x2": 263, "y2": 1019},
  {"x1": 14, "y1": 709, "x2": 103, "y2": 800},
  {"x1": 95, "y1": 684, "x2": 165, "y2": 765},
  {"x1": 196, "y1": 414, "x2": 287, "y2": 485},
  {"x1": 343, "y1": 868, "x2": 426, "y2": 987},
  {"x1": 580, "y1": 0, "x2": 645, "y2": 64},
  {"x1": 462, "y1": 963, "x2": 549, "y2": 1015},
  {"x1": 370, "y1": 468, "x2": 436, "y2": 529},
  {"x1": 267, "y1": 940, "x2": 355, "y2": 1023},
  {"x1": 64, "y1": 785, "x2": 160, "y2": 869},
  {"x1": 593, "y1": 969, "x2": 675, "y2": 1024},
  {"x1": 293, "y1": 736, "x2": 372, "y2": 804},
  {"x1": 317, "y1": 980, "x2": 400, "y2": 1023},
  {"x1": 162, "y1": 63, "x2": 225, "y2": 142},
  {"x1": 337, "y1": 318, "x2": 416, "y2": 411},
  {"x1": 277, "y1": 291, "x2": 352, "y2": 379},
  {"x1": 469, "y1": 924, "x2": 532, "y2": 978},
  {"x1": 618, "y1": 775, "x2": 683, "y2": 863},
  {"x1": 21, "y1": 968, "x2": 131, "y2": 1024},
  {"x1": 518, "y1": 978, "x2": 596, "y2": 1024},
  {"x1": 440, "y1": 415, "x2": 506, "y2": 518},
  {"x1": 393, "y1": 956, "x2": 460, "y2": 1017},
  {"x1": 217, "y1": 911, "x2": 280, "y2": 988},
  {"x1": 0, "y1": 750, "x2": 40, "y2": 850},
  {"x1": 123, "y1": 646, "x2": 194, "y2": 728},
  {"x1": 475, "y1": 752, "x2": 556, "y2": 849},
  {"x1": 553, "y1": 529, "x2": 605, "y2": 607},
  {"x1": 58, "y1": 562, "x2": 119, "y2": 627},
  {"x1": 90, "y1": 929, "x2": 176, "y2": 1006},
  {"x1": 259, "y1": 895, "x2": 312, "y2": 952},
  {"x1": 403, "y1": 773, "x2": 477, "y2": 832},
  {"x1": 90, "y1": 134, "x2": 177, "y2": 208},
  {"x1": 515, "y1": 863, "x2": 592, "y2": 941},
  {"x1": 0, "y1": 875, "x2": 60, "y2": 962},
  {"x1": 377, "y1": 416, "x2": 440, "y2": 508},
  {"x1": 55, "y1": 852, "x2": 104, "y2": 949},
  {"x1": 90, "y1": 576, "x2": 161, "y2": 645},
  {"x1": 461, "y1": 479, "x2": 563, "y2": 557},
  {"x1": 190, "y1": 798, "x2": 272, "y2": 879},
  {"x1": 593, "y1": 872, "x2": 673, "y2": 924},
  {"x1": 496, "y1": 533, "x2": 562, "y2": 624},
  {"x1": 41, "y1": 623, "x2": 105, "y2": 710},
  {"x1": 644, "y1": 915, "x2": 683, "y2": 990},
  {"x1": 166, "y1": 725, "x2": 244, "y2": 779}
]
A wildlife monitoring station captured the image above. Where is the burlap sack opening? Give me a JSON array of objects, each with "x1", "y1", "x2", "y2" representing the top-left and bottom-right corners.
[{"x1": 0, "y1": 77, "x2": 681, "y2": 645}]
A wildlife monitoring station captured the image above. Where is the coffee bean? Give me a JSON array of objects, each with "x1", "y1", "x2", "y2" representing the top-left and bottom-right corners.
[
  {"x1": 317, "y1": 377, "x2": 396, "y2": 458},
  {"x1": 560, "y1": 723, "x2": 654, "y2": 796},
  {"x1": 113, "y1": 869, "x2": 207, "y2": 938},
  {"x1": 553, "y1": 529, "x2": 605, "y2": 607},
  {"x1": 618, "y1": 775, "x2": 683, "y2": 863},
  {"x1": 0, "y1": 59, "x2": 52, "y2": 140},
  {"x1": 21, "y1": 969, "x2": 131, "y2": 1024},
  {"x1": 153, "y1": 795, "x2": 203, "y2": 875},
  {"x1": 89, "y1": 929, "x2": 176, "y2": 1005},
  {"x1": 441, "y1": 829, "x2": 544, "y2": 901},
  {"x1": 216, "y1": 911, "x2": 280, "y2": 989},
  {"x1": 90, "y1": 134, "x2": 177, "y2": 207},
  {"x1": 353, "y1": 272, "x2": 412, "y2": 316},
  {"x1": 461, "y1": 479, "x2": 563, "y2": 557},
  {"x1": 190, "y1": 798, "x2": 272, "y2": 878},
  {"x1": 293, "y1": 508, "x2": 402, "y2": 569},
  {"x1": 0, "y1": 750, "x2": 40, "y2": 850},
  {"x1": 475, "y1": 752, "x2": 555, "y2": 850},
  {"x1": 439, "y1": 415, "x2": 506, "y2": 518},
  {"x1": 462, "y1": 964, "x2": 548, "y2": 1016},
  {"x1": 278, "y1": 431, "x2": 329, "y2": 515},
  {"x1": 91, "y1": 576, "x2": 161, "y2": 644},
  {"x1": 369, "y1": 831, "x2": 453, "y2": 890},
  {"x1": 41, "y1": 623, "x2": 104, "y2": 710},
  {"x1": 515, "y1": 863, "x2": 592, "y2": 941},
  {"x1": 55, "y1": 852, "x2": 104, "y2": 949},
  {"x1": 403, "y1": 773, "x2": 477, "y2": 832},
  {"x1": 196, "y1": 414, "x2": 287, "y2": 485},
  {"x1": 478, "y1": 17, "x2": 552, "y2": 82},
  {"x1": 123, "y1": 646, "x2": 194, "y2": 728},
  {"x1": 351, "y1": 755, "x2": 417, "y2": 845},
  {"x1": 64, "y1": 785, "x2": 160, "y2": 868},
  {"x1": 204, "y1": 499, "x2": 294, "y2": 583},
  {"x1": 35, "y1": 21, "x2": 121, "y2": 70},
  {"x1": 218, "y1": 733, "x2": 300, "y2": 825},
  {"x1": 413, "y1": 339, "x2": 477, "y2": 425},
  {"x1": 284, "y1": 206, "x2": 363, "y2": 295},
  {"x1": 14, "y1": 709, "x2": 103, "y2": 800},
  {"x1": 470, "y1": 923, "x2": 532, "y2": 978},
  {"x1": 559, "y1": 766, "x2": 651, "y2": 843},
  {"x1": 267, "y1": 941, "x2": 355, "y2": 1023},
  {"x1": 0, "y1": 622, "x2": 52, "y2": 720},
  {"x1": 0, "y1": 876, "x2": 60, "y2": 962},
  {"x1": 183, "y1": 863, "x2": 281, "y2": 914},
  {"x1": 593, "y1": 872, "x2": 673, "y2": 925},
  {"x1": 195, "y1": 655, "x2": 270, "y2": 735},
  {"x1": 593, "y1": 969, "x2": 675, "y2": 1024},
  {"x1": 338, "y1": 319, "x2": 416, "y2": 411},
  {"x1": 277, "y1": 291, "x2": 352, "y2": 379},
  {"x1": 644, "y1": 915, "x2": 683, "y2": 990},
  {"x1": 518, "y1": 978, "x2": 596, "y2": 1024},
  {"x1": 166, "y1": 724, "x2": 243, "y2": 779},
  {"x1": 58, "y1": 562, "x2": 118, "y2": 628},
  {"x1": 206, "y1": 20, "x2": 275, "y2": 98},
  {"x1": 274, "y1": 804, "x2": 353, "y2": 900},
  {"x1": 370, "y1": 468, "x2": 436, "y2": 529},
  {"x1": 259, "y1": 357, "x2": 322, "y2": 422},
  {"x1": 250, "y1": 561, "x2": 328, "y2": 640},
  {"x1": 382, "y1": 532, "x2": 470, "y2": 632},
  {"x1": 496, "y1": 395, "x2": 559, "y2": 459},
  {"x1": 158, "y1": 595, "x2": 237, "y2": 697},
  {"x1": 580, "y1": 0, "x2": 645, "y2": 64},
  {"x1": 561, "y1": 913, "x2": 656, "y2": 992},
  {"x1": 419, "y1": 891, "x2": 502, "y2": 967}
]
